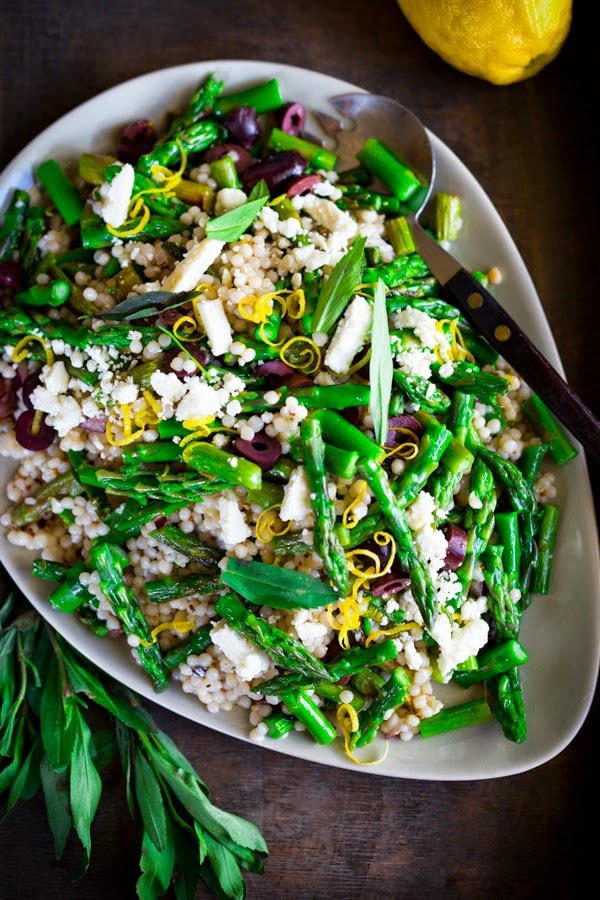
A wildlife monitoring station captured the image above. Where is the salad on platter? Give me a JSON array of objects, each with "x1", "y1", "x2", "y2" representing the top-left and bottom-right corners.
[{"x1": 0, "y1": 70, "x2": 578, "y2": 766}]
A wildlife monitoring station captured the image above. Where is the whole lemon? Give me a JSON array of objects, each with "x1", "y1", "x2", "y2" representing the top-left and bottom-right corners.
[{"x1": 397, "y1": 0, "x2": 573, "y2": 85}]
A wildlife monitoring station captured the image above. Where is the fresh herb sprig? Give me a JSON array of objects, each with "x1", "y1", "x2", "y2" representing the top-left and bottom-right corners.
[{"x1": 0, "y1": 572, "x2": 268, "y2": 899}]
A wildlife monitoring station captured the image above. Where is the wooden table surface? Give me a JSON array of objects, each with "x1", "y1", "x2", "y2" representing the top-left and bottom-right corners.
[{"x1": 2, "y1": 2, "x2": 598, "y2": 898}]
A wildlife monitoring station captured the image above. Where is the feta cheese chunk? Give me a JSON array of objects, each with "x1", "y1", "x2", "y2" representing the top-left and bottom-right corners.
[
  {"x1": 279, "y1": 465, "x2": 313, "y2": 523},
  {"x1": 324, "y1": 295, "x2": 373, "y2": 375},
  {"x1": 429, "y1": 610, "x2": 489, "y2": 682},
  {"x1": 194, "y1": 296, "x2": 233, "y2": 356},
  {"x1": 211, "y1": 621, "x2": 271, "y2": 681},
  {"x1": 161, "y1": 238, "x2": 225, "y2": 293},
  {"x1": 214, "y1": 187, "x2": 247, "y2": 218},
  {"x1": 217, "y1": 496, "x2": 251, "y2": 549},
  {"x1": 94, "y1": 163, "x2": 135, "y2": 228}
]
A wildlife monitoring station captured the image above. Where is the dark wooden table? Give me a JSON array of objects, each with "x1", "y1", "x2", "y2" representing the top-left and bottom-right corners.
[{"x1": 2, "y1": 2, "x2": 598, "y2": 898}]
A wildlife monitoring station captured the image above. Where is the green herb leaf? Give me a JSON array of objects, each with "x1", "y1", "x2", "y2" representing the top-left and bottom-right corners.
[
  {"x1": 137, "y1": 827, "x2": 175, "y2": 899},
  {"x1": 310, "y1": 235, "x2": 367, "y2": 334},
  {"x1": 203, "y1": 832, "x2": 246, "y2": 900},
  {"x1": 40, "y1": 661, "x2": 78, "y2": 772},
  {"x1": 69, "y1": 710, "x2": 102, "y2": 869},
  {"x1": 221, "y1": 557, "x2": 337, "y2": 609},
  {"x1": 40, "y1": 753, "x2": 72, "y2": 859},
  {"x1": 134, "y1": 746, "x2": 168, "y2": 852},
  {"x1": 94, "y1": 290, "x2": 196, "y2": 321},
  {"x1": 369, "y1": 278, "x2": 393, "y2": 445},
  {"x1": 206, "y1": 193, "x2": 268, "y2": 242}
]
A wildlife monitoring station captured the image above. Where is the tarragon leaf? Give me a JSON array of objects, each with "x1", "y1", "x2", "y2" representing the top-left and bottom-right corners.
[
  {"x1": 221, "y1": 557, "x2": 337, "y2": 609},
  {"x1": 310, "y1": 235, "x2": 367, "y2": 334},
  {"x1": 94, "y1": 290, "x2": 196, "y2": 320},
  {"x1": 203, "y1": 832, "x2": 245, "y2": 900},
  {"x1": 69, "y1": 710, "x2": 102, "y2": 869},
  {"x1": 369, "y1": 278, "x2": 393, "y2": 445},
  {"x1": 40, "y1": 661, "x2": 78, "y2": 772},
  {"x1": 206, "y1": 190, "x2": 268, "y2": 242},
  {"x1": 40, "y1": 753, "x2": 72, "y2": 859},
  {"x1": 137, "y1": 827, "x2": 175, "y2": 899},
  {"x1": 134, "y1": 746, "x2": 168, "y2": 852}
]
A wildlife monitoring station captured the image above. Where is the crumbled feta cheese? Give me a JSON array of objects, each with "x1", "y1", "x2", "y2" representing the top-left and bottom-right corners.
[
  {"x1": 324, "y1": 294, "x2": 373, "y2": 375},
  {"x1": 291, "y1": 609, "x2": 328, "y2": 652},
  {"x1": 150, "y1": 371, "x2": 188, "y2": 404},
  {"x1": 112, "y1": 378, "x2": 139, "y2": 405},
  {"x1": 217, "y1": 497, "x2": 251, "y2": 549},
  {"x1": 43, "y1": 361, "x2": 70, "y2": 395},
  {"x1": 279, "y1": 465, "x2": 313, "y2": 522},
  {"x1": 211, "y1": 620, "x2": 271, "y2": 681},
  {"x1": 430, "y1": 612, "x2": 489, "y2": 682},
  {"x1": 214, "y1": 187, "x2": 248, "y2": 218},
  {"x1": 298, "y1": 195, "x2": 357, "y2": 242},
  {"x1": 161, "y1": 238, "x2": 225, "y2": 292},
  {"x1": 175, "y1": 379, "x2": 228, "y2": 422},
  {"x1": 93, "y1": 163, "x2": 135, "y2": 228}
]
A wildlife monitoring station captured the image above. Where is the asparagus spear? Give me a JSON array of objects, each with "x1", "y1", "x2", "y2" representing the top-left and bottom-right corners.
[
  {"x1": 300, "y1": 415, "x2": 350, "y2": 598},
  {"x1": 214, "y1": 593, "x2": 332, "y2": 683},
  {"x1": 90, "y1": 541, "x2": 169, "y2": 692}
]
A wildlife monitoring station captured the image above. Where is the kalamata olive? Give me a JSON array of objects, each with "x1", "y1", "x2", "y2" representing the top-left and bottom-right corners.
[
  {"x1": 240, "y1": 150, "x2": 307, "y2": 194},
  {"x1": 234, "y1": 433, "x2": 282, "y2": 470},
  {"x1": 0, "y1": 377, "x2": 17, "y2": 419},
  {"x1": 15, "y1": 409, "x2": 56, "y2": 451},
  {"x1": 283, "y1": 173, "x2": 323, "y2": 197},
  {"x1": 162, "y1": 344, "x2": 208, "y2": 378},
  {"x1": 275, "y1": 102, "x2": 306, "y2": 135},
  {"x1": 223, "y1": 106, "x2": 261, "y2": 149},
  {"x1": 255, "y1": 359, "x2": 297, "y2": 387},
  {"x1": 442, "y1": 523, "x2": 468, "y2": 571},
  {"x1": 370, "y1": 571, "x2": 412, "y2": 598},
  {"x1": 20, "y1": 371, "x2": 41, "y2": 410},
  {"x1": 0, "y1": 260, "x2": 24, "y2": 290},
  {"x1": 203, "y1": 142, "x2": 254, "y2": 172},
  {"x1": 360, "y1": 537, "x2": 393, "y2": 567},
  {"x1": 279, "y1": 372, "x2": 313, "y2": 389},
  {"x1": 341, "y1": 406, "x2": 364, "y2": 427},
  {"x1": 386, "y1": 414, "x2": 424, "y2": 447},
  {"x1": 117, "y1": 119, "x2": 157, "y2": 164}
]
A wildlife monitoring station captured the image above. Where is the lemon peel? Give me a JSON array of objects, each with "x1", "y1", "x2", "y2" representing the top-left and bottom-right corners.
[{"x1": 397, "y1": 0, "x2": 572, "y2": 85}]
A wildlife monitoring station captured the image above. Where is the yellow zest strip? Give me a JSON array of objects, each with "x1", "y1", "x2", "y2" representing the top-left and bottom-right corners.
[
  {"x1": 255, "y1": 506, "x2": 291, "y2": 544},
  {"x1": 336, "y1": 703, "x2": 390, "y2": 766},
  {"x1": 106, "y1": 201, "x2": 151, "y2": 238},
  {"x1": 436, "y1": 318, "x2": 475, "y2": 363},
  {"x1": 365, "y1": 621, "x2": 419, "y2": 646},
  {"x1": 384, "y1": 427, "x2": 420, "y2": 461},
  {"x1": 105, "y1": 403, "x2": 145, "y2": 447},
  {"x1": 345, "y1": 346, "x2": 372, "y2": 376},
  {"x1": 172, "y1": 314, "x2": 200, "y2": 340},
  {"x1": 179, "y1": 417, "x2": 216, "y2": 447},
  {"x1": 133, "y1": 392, "x2": 163, "y2": 429},
  {"x1": 139, "y1": 618, "x2": 195, "y2": 647},
  {"x1": 105, "y1": 141, "x2": 187, "y2": 242},
  {"x1": 30, "y1": 409, "x2": 44, "y2": 436},
  {"x1": 237, "y1": 293, "x2": 275, "y2": 324},
  {"x1": 284, "y1": 289, "x2": 305, "y2": 320},
  {"x1": 12, "y1": 334, "x2": 54, "y2": 367},
  {"x1": 342, "y1": 480, "x2": 368, "y2": 529},
  {"x1": 279, "y1": 336, "x2": 321, "y2": 374}
]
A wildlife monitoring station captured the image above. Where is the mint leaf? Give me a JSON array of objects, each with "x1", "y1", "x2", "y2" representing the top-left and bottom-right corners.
[{"x1": 206, "y1": 194, "x2": 268, "y2": 242}]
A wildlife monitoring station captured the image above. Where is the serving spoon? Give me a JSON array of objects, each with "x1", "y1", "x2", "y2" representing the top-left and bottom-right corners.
[{"x1": 314, "y1": 92, "x2": 600, "y2": 464}]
